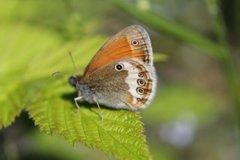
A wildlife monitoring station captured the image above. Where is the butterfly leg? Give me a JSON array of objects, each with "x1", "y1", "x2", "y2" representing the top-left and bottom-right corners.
[
  {"x1": 94, "y1": 98, "x2": 104, "y2": 121},
  {"x1": 74, "y1": 96, "x2": 83, "y2": 110}
]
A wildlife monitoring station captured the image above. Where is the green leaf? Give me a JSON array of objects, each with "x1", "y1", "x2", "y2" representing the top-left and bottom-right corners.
[
  {"x1": 27, "y1": 78, "x2": 151, "y2": 160},
  {"x1": 0, "y1": 82, "x2": 25, "y2": 128},
  {"x1": 0, "y1": 24, "x2": 62, "y2": 128}
]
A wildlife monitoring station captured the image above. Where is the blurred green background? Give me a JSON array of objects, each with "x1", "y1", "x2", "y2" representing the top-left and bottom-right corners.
[{"x1": 0, "y1": 0, "x2": 240, "y2": 159}]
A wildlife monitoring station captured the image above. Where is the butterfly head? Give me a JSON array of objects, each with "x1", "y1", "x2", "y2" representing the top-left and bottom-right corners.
[
  {"x1": 68, "y1": 75, "x2": 81, "y2": 88},
  {"x1": 69, "y1": 75, "x2": 96, "y2": 104}
]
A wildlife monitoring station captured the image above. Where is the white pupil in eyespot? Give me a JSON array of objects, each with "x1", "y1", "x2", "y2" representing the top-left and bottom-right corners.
[
  {"x1": 115, "y1": 63, "x2": 124, "y2": 71},
  {"x1": 132, "y1": 40, "x2": 138, "y2": 45},
  {"x1": 137, "y1": 79, "x2": 146, "y2": 86},
  {"x1": 131, "y1": 40, "x2": 139, "y2": 46},
  {"x1": 136, "y1": 87, "x2": 145, "y2": 95}
]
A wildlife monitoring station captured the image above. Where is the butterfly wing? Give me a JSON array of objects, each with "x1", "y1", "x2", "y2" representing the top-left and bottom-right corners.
[
  {"x1": 83, "y1": 25, "x2": 153, "y2": 78},
  {"x1": 82, "y1": 25, "x2": 157, "y2": 110},
  {"x1": 120, "y1": 60, "x2": 157, "y2": 110},
  {"x1": 86, "y1": 59, "x2": 156, "y2": 110}
]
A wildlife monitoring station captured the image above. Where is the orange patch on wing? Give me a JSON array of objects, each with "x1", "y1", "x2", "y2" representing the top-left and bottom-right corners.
[
  {"x1": 83, "y1": 35, "x2": 147, "y2": 78},
  {"x1": 83, "y1": 25, "x2": 151, "y2": 78}
]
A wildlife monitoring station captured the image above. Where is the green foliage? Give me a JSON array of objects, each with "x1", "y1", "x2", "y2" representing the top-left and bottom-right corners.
[
  {"x1": 113, "y1": 0, "x2": 228, "y2": 60},
  {"x1": 0, "y1": 83, "x2": 24, "y2": 128},
  {"x1": 27, "y1": 78, "x2": 150, "y2": 160},
  {"x1": 0, "y1": 24, "x2": 62, "y2": 128}
]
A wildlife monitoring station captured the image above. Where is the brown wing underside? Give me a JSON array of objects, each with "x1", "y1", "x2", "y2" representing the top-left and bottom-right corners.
[{"x1": 83, "y1": 25, "x2": 153, "y2": 78}]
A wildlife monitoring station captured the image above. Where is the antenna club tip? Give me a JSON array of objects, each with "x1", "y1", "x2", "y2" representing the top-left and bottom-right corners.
[{"x1": 52, "y1": 71, "x2": 62, "y2": 77}]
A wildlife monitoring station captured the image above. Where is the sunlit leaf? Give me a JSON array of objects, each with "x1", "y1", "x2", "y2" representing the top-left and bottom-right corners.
[
  {"x1": 27, "y1": 78, "x2": 151, "y2": 160},
  {"x1": 0, "y1": 24, "x2": 62, "y2": 128}
]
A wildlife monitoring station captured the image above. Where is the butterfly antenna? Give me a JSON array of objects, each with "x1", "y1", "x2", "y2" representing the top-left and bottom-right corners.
[
  {"x1": 51, "y1": 71, "x2": 70, "y2": 78},
  {"x1": 68, "y1": 51, "x2": 77, "y2": 75},
  {"x1": 51, "y1": 71, "x2": 62, "y2": 77}
]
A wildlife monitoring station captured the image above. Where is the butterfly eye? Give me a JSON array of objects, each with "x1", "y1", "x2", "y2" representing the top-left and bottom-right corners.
[
  {"x1": 115, "y1": 63, "x2": 124, "y2": 71},
  {"x1": 131, "y1": 40, "x2": 139, "y2": 46},
  {"x1": 69, "y1": 76, "x2": 78, "y2": 87},
  {"x1": 136, "y1": 87, "x2": 145, "y2": 95},
  {"x1": 137, "y1": 79, "x2": 146, "y2": 86}
]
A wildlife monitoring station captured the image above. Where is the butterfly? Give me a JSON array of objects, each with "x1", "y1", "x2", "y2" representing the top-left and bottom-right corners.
[{"x1": 69, "y1": 25, "x2": 157, "y2": 111}]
